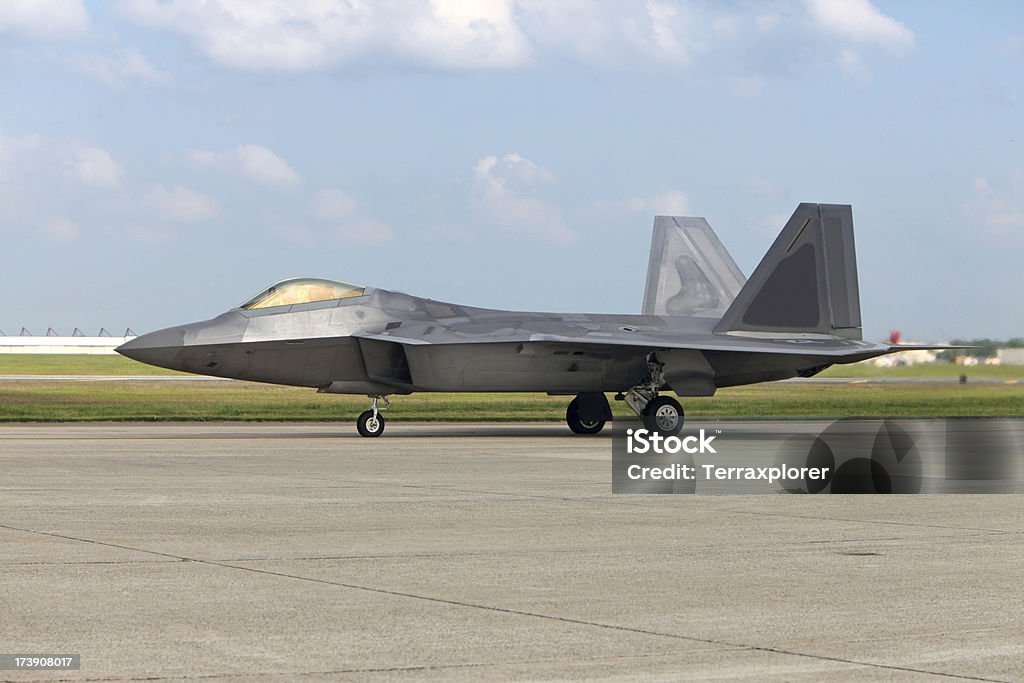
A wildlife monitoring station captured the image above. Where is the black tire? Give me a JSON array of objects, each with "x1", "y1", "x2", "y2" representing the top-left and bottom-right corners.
[
  {"x1": 357, "y1": 410, "x2": 385, "y2": 437},
  {"x1": 566, "y1": 397, "x2": 605, "y2": 435},
  {"x1": 642, "y1": 396, "x2": 684, "y2": 436}
]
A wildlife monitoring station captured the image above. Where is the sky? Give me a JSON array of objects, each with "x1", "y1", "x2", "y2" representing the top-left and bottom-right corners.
[{"x1": 1, "y1": 0, "x2": 1022, "y2": 341}]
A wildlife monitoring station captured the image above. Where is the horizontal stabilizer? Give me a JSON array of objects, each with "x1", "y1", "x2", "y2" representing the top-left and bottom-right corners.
[
  {"x1": 642, "y1": 216, "x2": 746, "y2": 318},
  {"x1": 886, "y1": 344, "x2": 975, "y2": 352}
]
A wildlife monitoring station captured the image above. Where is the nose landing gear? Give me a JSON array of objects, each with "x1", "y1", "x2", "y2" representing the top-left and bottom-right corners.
[{"x1": 357, "y1": 395, "x2": 389, "y2": 437}]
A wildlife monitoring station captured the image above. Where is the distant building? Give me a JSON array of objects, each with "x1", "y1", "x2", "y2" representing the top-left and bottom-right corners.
[
  {"x1": 866, "y1": 347, "x2": 937, "y2": 367},
  {"x1": 0, "y1": 335, "x2": 135, "y2": 355},
  {"x1": 997, "y1": 348, "x2": 1024, "y2": 366}
]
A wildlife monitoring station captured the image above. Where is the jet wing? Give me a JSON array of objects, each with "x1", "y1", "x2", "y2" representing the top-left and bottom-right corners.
[
  {"x1": 354, "y1": 327, "x2": 894, "y2": 359},
  {"x1": 883, "y1": 344, "x2": 974, "y2": 351}
]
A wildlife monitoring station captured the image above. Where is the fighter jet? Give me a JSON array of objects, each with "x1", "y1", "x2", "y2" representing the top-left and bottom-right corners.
[{"x1": 118, "y1": 203, "x2": 944, "y2": 437}]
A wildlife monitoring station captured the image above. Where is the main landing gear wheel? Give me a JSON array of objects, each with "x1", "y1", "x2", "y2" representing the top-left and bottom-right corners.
[
  {"x1": 642, "y1": 396, "x2": 684, "y2": 436},
  {"x1": 566, "y1": 397, "x2": 606, "y2": 435}
]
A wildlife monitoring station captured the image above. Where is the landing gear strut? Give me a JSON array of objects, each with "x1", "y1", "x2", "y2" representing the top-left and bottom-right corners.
[
  {"x1": 357, "y1": 395, "x2": 389, "y2": 437},
  {"x1": 615, "y1": 353, "x2": 685, "y2": 436}
]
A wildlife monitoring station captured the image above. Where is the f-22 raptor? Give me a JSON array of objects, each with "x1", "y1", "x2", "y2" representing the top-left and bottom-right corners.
[{"x1": 118, "y1": 203, "x2": 942, "y2": 437}]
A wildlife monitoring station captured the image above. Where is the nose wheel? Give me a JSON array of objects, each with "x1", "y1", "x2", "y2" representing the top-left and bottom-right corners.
[{"x1": 357, "y1": 395, "x2": 389, "y2": 437}]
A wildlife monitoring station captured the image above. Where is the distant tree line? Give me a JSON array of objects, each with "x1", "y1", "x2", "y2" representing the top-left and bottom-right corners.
[{"x1": 936, "y1": 338, "x2": 1024, "y2": 361}]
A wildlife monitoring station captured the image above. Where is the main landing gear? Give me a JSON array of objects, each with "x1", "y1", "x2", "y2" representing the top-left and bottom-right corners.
[
  {"x1": 564, "y1": 353, "x2": 686, "y2": 437},
  {"x1": 616, "y1": 353, "x2": 685, "y2": 436},
  {"x1": 639, "y1": 395, "x2": 685, "y2": 436},
  {"x1": 357, "y1": 395, "x2": 389, "y2": 437},
  {"x1": 566, "y1": 394, "x2": 609, "y2": 435}
]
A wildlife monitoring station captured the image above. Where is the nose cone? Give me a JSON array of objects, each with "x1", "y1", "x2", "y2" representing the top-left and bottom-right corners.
[{"x1": 116, "y1": 326, "x2": 186, "y2": 369}]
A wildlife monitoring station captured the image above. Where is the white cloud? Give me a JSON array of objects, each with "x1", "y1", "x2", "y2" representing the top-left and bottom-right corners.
[
  {"x1": 302, "y1": 188, "x2": 392, "y2": 245},
  {"x1": 397, "y1": 0, "x2": 530, "y2": 69},
  {"x1": 472, "y1": 153, "x2": 575, "y2": 245},
  {"x1": 311, "y1": 189, "x2": 358, "y2": 221},
  {"x1": 0, "y1": 132, "x2": 101, "y2": 229},
  {"x1": 142, "y1": 185, "x2": 218, "y2": 222},
  {"x1": 514, "y1": 0, "x2": 703, "y2": 68},
  {"x1": 189, "y1": 144, "x2": 300, "y2": 187},
  {"x1": 122, "y1": 0, "x2": 531, "y2": 72},
  {"x1": 478, "y1": 152, "x2": 556, "y2": 188},
  {"x1": 41, "y1": 217, "x2": 79, "y2": 243},
  {"x1": 805, "y1": 0, "x2": 914, "y2": 53},
  {"x1": 71, "y1": 146, "x2": 124, "y2": 188},
  {"x1": 119, "y1": 0, "x2": 915, "y2": 82},
  {"x1": 0, "y1": 0, "x2": 89, "y2": 40},
  {"x1": 629, "y1": 189, "x2": 691, "y2": 216},
  {"x1": 235, "y1": 145, "x2": 301, "y2": 186},
  {"x1": 756, "y1": 210, "x2": 793, "y2": 236},
  {"x1": 0, "y1": 130, "x2": 42, "y2": 180},
  {"x1": 642, "y1": 0, "x2": 697, "y2": 66},
  {"x1": 1, "y1": 131, "x2": 123, "y2": 190},
  {"x1": 835, "y1": 47, "x2": 870, "y2": 81},
  {"x1": 74, "y1": 47, "x2": 169, "y2": 88},
  {"x1": 965, "y1": 177, "x2": 1024, "y2": 240},
  {"x1": 513, "y1": 1, "x2": 613, "y2": 66}
]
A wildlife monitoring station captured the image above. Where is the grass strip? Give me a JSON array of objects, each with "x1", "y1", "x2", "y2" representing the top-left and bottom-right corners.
[{"x1": 0, "y1": 380, "x2": 1020, "y2": 422}]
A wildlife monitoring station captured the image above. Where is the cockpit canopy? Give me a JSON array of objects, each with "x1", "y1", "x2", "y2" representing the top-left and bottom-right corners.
[{"x1": 239, "y1": 278, "x2": 366, "y2": 310}]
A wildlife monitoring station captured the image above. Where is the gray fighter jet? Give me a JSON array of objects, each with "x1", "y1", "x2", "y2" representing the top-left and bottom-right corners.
[{"x1": 118, "y1": 203, "x2": 944, "y2": 437}]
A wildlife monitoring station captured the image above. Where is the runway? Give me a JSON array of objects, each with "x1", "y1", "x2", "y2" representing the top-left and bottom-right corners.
[{"x1": 2, "y1": 422, "x2": 1022, "y2": 681}]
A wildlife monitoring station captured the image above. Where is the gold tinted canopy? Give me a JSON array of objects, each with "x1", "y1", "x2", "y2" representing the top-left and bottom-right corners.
[{"x1": 240, "y1": 278, "x2": 365, "y2": 310}]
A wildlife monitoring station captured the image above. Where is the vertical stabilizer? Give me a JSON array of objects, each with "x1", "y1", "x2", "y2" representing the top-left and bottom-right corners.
[
  {"x1": 714, "y1": 203, "x2": 862, "y2": 339},
  {"x1": 642, "y1": 216, "x2": 746, "y2": 317}
]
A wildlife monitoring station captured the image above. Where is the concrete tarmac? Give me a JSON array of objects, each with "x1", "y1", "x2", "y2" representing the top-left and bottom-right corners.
[{"x1": 1, "y1": 422, "x2": 1023, "y2": 681}]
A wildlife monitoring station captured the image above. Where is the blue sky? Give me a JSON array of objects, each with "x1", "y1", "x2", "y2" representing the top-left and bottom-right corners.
[{"x1": 1, "y1": 0, "x2": 1021, "y2": 340}]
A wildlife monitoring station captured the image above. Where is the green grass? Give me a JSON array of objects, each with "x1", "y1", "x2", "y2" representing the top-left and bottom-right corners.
[
  {"x1": 0, "y1": 380, "x2": 1020, "y2": 422},
  {"x1": 820, "y1": 362, "x2": 1023, "y2": 379},
  {"x1": 0, "y1": 354, "x2": 185, "y2": 375}
]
